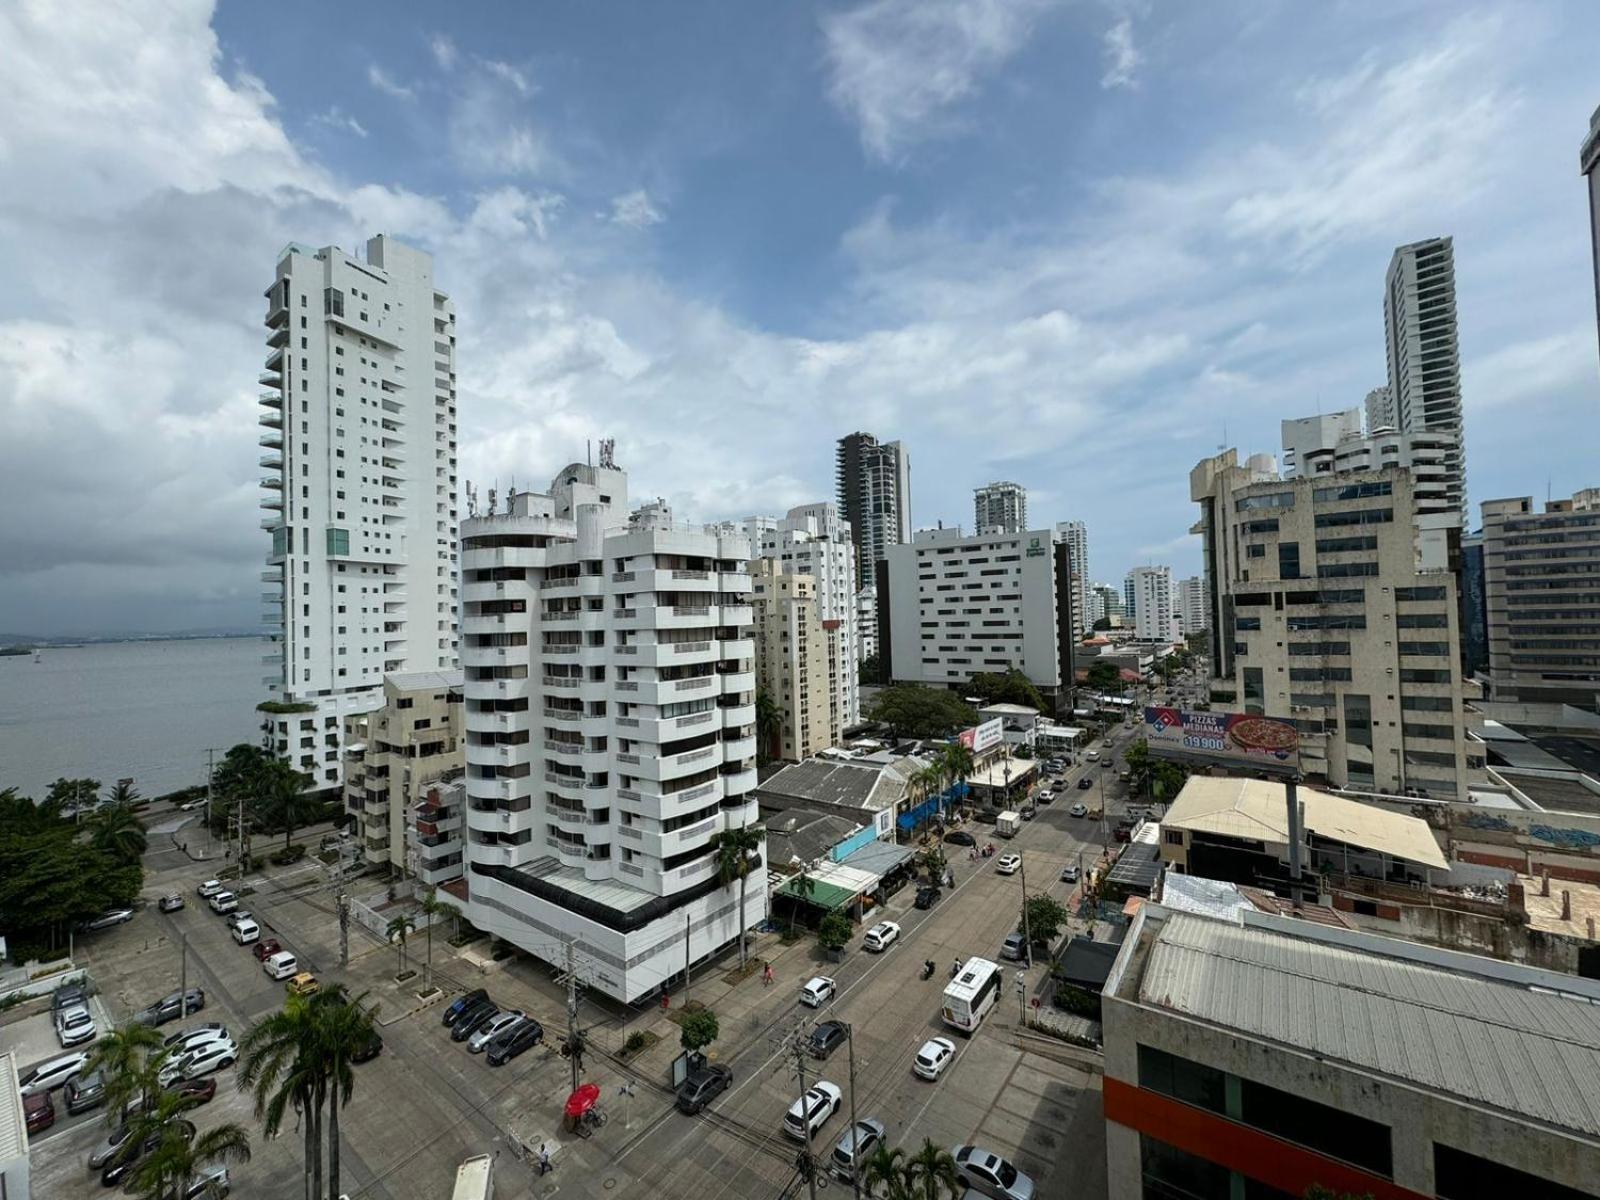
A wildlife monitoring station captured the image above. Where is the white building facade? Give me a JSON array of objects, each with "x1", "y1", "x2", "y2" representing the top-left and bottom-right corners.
[
  {"x1": 747, "y1": 502, "x2": 862, "y2": 732},
  {"x1": 457, "y1": 457, "x2": 765, "y2": 1002},
  {"x1": 880, "y1": 527, "x2": 1071, "y2": 707},
  {"x1": 857, "y1": 584, "x2": 879, "y2": 663},
  {"x1": 1126, "y1": 566, "x2": 1176, "y2": 641},
  {"x1": 1176, "y1": 576, "x2": 1208, "y2": 636},
  {"x1": 1055, "y1": 521, "x2": 1091, "y2": 642},
  {"x1": 973, "y1": 481, "x2": 1027, "y2": 535},
  {"x1": 260, "y1": 236, "x2": 458, "y2": 787}
]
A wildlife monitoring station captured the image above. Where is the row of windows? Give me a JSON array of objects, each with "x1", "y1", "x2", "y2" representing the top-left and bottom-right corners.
[
  {"x1": 1313, "y1": 479, "x2": 1393, "y2": 502},
  {"x1": 1314, "y1": 507, "x2": 1394, "y2": 528},
  {"x1": 1318, "y1": 561, "x2": 1380, "y2": 578}
]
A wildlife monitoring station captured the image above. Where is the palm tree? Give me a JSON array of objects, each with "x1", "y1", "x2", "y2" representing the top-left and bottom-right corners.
[
  {"x1": 917, "y1": 844, "x2": 946, "y2": 884},
  {"x1": 905, "y1": 1139, "x2": 963, "y2": 1200},
  {"x1": 88, "y1": 805, "x2": 148, "y2": 865},
  {"x1": 108, "y1": 779, "x2": 142, "y2": 808},
  {"x1": 129, "y1": 1117, "x2": 251, "y2": 1199},
  {"x1": 258, "y1": 759, "x2": 316, "y2": 852},
  {"x1": 385, "y1": 913, "x2": 416, "y2": 976},
  {"x1": 417, "y1": 887, "x2": 451, "y2": 992},
  {"x1": 240, "y1": 995, "x2": 326, "y2": 1200},
  {"x1": 711, "y1": 824, "x2": 765, "y2": 969},
  {"x1": 753, "y1": 688, "x2": 780, "y2": 763},
  {"x1": 312, "y1": 987, "x2": 378, "y2": 1198},
  {"x1": 789, "y1": 868, "x2": 816, "y2": 935},
  {"x1": 863, "y1": 1143, "x2": 911, "y2": 1199},
  {"x1": 84, "y1": 1022, "x2": 166, "y2": 1117}
]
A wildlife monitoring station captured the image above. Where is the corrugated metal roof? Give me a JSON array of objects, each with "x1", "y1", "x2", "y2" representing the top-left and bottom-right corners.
[
  {"x1": 0, "y1": 1053, "x2": 24, "y2": 1162},
  {"x1": 1139, "y1": 913, "x2": 1600, "y2": 1139},
  {"x1": 1163, "y1": 776, "x2": 1447, "y2": 869}
]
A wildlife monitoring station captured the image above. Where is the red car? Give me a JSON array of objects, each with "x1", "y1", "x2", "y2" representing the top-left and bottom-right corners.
[
  {"x1": 167, "y1": 1077, "x2": 217, "y2": 1106},
  {"x1": 252, "y1": 938, "x2": 283, "y2": 961},
  {"x1": 24, "y1": 1090, "x2": 55, "y2": 1135}
]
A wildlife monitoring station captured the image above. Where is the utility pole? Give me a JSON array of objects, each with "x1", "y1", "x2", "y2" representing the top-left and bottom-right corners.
[
  {"x1": 179, "y1": 932, "x2": 189, "y2": 1018},
  {"x1": 1016, "y1": 969, "x2": 1027, "y2": 1026},
  {"x1": 845, "y1": 1023, "x2": 862, "y2": 1200},
  {"x1": 789, "y1": 1029, "x2": 820, "y2": 1200},
  {"x1": 337, "y1": 892, "x2": 350, "y2": 969},
  {"x1": 563, "y1": 939, "x2": 583, "y2": 1093},
  {"x1": 683, "y1": 910, "x2": 692, "y2": 1007},
  {"x1": 1019, "y1": 858, "x2": 1032, "y2": 968},
  {"x1": 204, "y1": 748, "x2": 218, "y2": 856}
]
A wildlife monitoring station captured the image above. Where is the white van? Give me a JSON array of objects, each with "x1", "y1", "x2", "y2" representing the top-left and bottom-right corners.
[
  {"x1": 231, "y1": 918, "x2": 260, "y2": 945},
  {"x1": 262, "y1": 950, "x2": 298, "y2": 980}
]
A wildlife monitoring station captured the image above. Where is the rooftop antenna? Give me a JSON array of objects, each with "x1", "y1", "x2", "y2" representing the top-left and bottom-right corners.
[{"x1": 587, "y1": 439, "x2": 592, "y2": 469}]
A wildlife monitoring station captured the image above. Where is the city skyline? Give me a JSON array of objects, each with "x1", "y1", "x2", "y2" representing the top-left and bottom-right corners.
[{"x1": 4, "y1": 3, "x2": 1600, "y2": 636}]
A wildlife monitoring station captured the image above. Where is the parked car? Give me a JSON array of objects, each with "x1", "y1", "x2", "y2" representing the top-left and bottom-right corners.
[
  {"x1": 485, "y1": 1018, "x2": 544, "y2": 1066},
  {"x1": 208, "y1": 891, "x2": 238, "y2": 915},
  {"x1": 783, "y1": 1081, "x2": 842, "y2": 1140},
  {"x1": 101, "y1": 1121, "x2": 195, "y2": 1188},
  {"x1": 180, "y1": 1164, "x2": 231, "y2": 1199},
  {"x1": 862, "y1": 921, "x2": 900, "y2": 953},
  {"x1": 1060, "y1": 865, "x2": 1080, "y2": 883},
  {"x1": 286, "y1": 972, "x2": 320, "y2": 997},
  {"x1": 17, "y1": 1051, "x2": 88, "y2": 1096},
  {"x1": 913, "y1": 1037, "x2": 956, "y2": 1081},
  {"x1": 167, "y1": 1077, "x2": 218, "y2": 1107},
  {"x1": 799, "y1": 976, "x2": 836, "y2": 1008},
  {"x1": 952, "y1": 1144, "x2": 1035, "y2": 1200},
  {"x1": 830, "y1": 1117, "x2": 885, "y2": 1182},
  {"x1": 913, "y1": 885, "x2": 940, "y2": 910},
  {"x1": 1076, "y1": 778, "x2": 1093, "y2": 790},
  {"x1": 164, "y1": 1023, "x2": 231, "y2": 1055},
  {"x1": 1037, "y1": 790, "x2": 1055, "y2": 806},
  {"x1": 51, "y1": 984, "x2": 87, "y2": 1014},
  {"x1": 807, "y1": 1020, "x2": 847, "y2": 1060},
  {"x1": 64, "y1": 1068, "x2": 107, "y2": 1115},
  {"x1": 134, "y1": 988, "x2": 206, "y2": 1026},
  {"x1": 252, "y1": 937, "x2": 283, "y2": 961},
  {"x1": 159, "y1": 1039, "x2": 237, "y2": 1087},
  {"x1": 196, "y1": 880, "x2": 225, "y2": 899},
  {"x1": 55, "y1": 1003, "x2": 96, "y2": 1048},
  {"x1": 23, "y1": 1091, "x2": 55, "y2": 1135},
  {"x1": 944, "y1": 830, "x2": 976, "y2": 847},
  {"x1": 231, "y1": 918, "x2": 261, "y2": 945},
  {"x1": 995, "y1": 854, "x2": 1021, "y2": 876},
  {"x1": 225, "y1": 910, "x2": 254, "y2": 929},
  {"x1": 468, "y1": 1012, "x2": 526, "y2": 1054},
  {"x1": 675, "y1": 1062, "x2": 732, "y2": 1114},
  {"x1": 350, "y1": 1031, "x2": 383, "y2": 1064},
  {"x1": 451, "y1": 1000, "x2": 500, "y2": 1042},
  {"x1": 1000, "y1": 932, "x2": 1028, "y2": 962},
  {"x1": 158, "y1": 894, "x2": 185, "y2": 913},
  {"x1": 441, "y1": 989, "x2": 490, "y2": 1027},
  {"x1": 79, "y1": 907, "x2": 135, "y2": 931},
  {"x1": 262, "y1": 950, "x2": 299, "y2": 981}
]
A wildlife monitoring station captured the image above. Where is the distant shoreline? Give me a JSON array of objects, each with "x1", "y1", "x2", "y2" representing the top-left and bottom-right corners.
[{"x1": 0, "y1": 632, "x2": 264, "y2": 650}]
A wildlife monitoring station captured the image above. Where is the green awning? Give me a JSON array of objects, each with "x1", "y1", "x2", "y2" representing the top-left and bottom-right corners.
[{"x1": 775, "y1": 876, "x2": 857, "y2": 911}]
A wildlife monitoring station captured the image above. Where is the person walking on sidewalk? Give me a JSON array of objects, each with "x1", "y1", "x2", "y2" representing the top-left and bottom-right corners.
[
  {"x1": 538, "y1": 1144, "x2": 552, "y2": 1176},
  {"x1": 762, "y1": 961, "x2": 774, "y2": 986}
]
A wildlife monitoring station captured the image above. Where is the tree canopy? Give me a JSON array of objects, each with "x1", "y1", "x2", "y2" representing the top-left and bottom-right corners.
[
  {"x1": 678, "y1": 1008, "x2": 720, "y2": 1053},
  {"x1": 1021, "y1": 894, "x2": 1071, "y2": 948},
  {"x1": 965, "y1": 669, "x2": 1046, "y2": 714},
  {"x1": 1084, "y1": 660, "x2": 1123, "y2": 692},
  {"x1": 1123, "y1": 738, "x2": 1189, "y2": 800},
  {"x1": 0, "y1": 788, "x2": 142, "y2": 954},
  {"x1": 868, "y1": 685, "x2": 976, "y2": 739},
  {"x1": 858, "y1": 652, "x2": 881, "y2": 687}
]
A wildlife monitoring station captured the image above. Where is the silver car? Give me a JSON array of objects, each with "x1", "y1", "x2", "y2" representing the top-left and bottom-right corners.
[
  {"x1": 468, "y1": 1011, "x2": 526, "y2": 1054},
  {"x1": 830, "y1": 1118, "x2": 885, "y2": 1181},
  {"x1": 952, "y1": 1144, "x2": 1035, "y2": 1200}
]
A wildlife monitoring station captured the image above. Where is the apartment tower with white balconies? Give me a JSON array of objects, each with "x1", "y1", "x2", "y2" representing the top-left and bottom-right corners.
[
  {"x1": 259, "y1": 236, "x2": 458, "y2": 787},
  {"x1": 457, "y1": 454, "x2": 764, "y2": 1002}
]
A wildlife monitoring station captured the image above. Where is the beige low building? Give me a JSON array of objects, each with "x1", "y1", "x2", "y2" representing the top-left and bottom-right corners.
[
  {"x1": 751, "y1": 557, "x2": 834, "y2": 762},
  {"x1": 343, "y1": 669, "x2": 465, "y2": 875}
]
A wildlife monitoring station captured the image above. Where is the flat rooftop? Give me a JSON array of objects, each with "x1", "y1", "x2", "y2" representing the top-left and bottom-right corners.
[
  {"x1": 1520, "y1": 873, "x2": 1600, "y2": 939},
  {"x1": 1118, "y1": 907, "x2": 1600, "y2": 1141}
]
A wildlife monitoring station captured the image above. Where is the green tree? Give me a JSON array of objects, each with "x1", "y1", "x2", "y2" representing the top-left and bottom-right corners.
[
  {"x1": 917, "y1": 844, "x2": 947, "y2": 884},
  {"x1": 107, "y1": 779, "x2": 141, "y2": 808},
  {"x1": 1186, "y1": 629, "x2": 1210, "y2": 658},
  {"x1": 868, "y1": 685, "x2": 976, "y2": 740},
  {"x1": 858, "y1": 652, "x2": 881, "y2": 687},
  {"x1": 678, "y1": 1007, "x2": 719, "y2": 1054},
  {"x1": 817, "y1": 911, "x2": 852, "y2": 954},
  {"x1": 256, "y1": 758, "x2": 316, "y2": 851},
  {"x1": 385, "y1": 913, "x2": 416, "y2": 976},
  {"x1": 84, "y1": 1022, "x2": 166, "y2": 1117},
  {"x1": 313, "y1": 986, "x2": 379, "y2": 1197},
  {"x1": 88, "y1": 804, "x2": 148, "y2": 865},
  {"x1": 966, "y1": 669, "x2": 1046, "y2": 713},
  {"x1": 1022, "y1": 894, "x2": 1071, "y2": 950},
  {"x1": 936, "y1": 741, "x2": 975, "y2": 799},
  {"x1": 46, "y1": 776, "x2": 102, "y2": 816},
  {"x1": 1084, "y1": 661, "x2": 1122, "y2": 693},
  {"x1": 754, "y1": 688, "x2": 781, "y2": 763},
  {"x1": 1092, "y1": 616, "x2": 1112, "y2": 631},
  {"x1": 905, "y1": 1139, "x2": 963, "y2": 1200},
  {"x1": 417, "y1": 887, "x2": 451, "y2": 992},
  {"x1": 129, "y1": 1117, "x2": 251, "y2": 1200},
  {"x1": 1124, "y1": 739, "x2": 1187, "y2": 801},
  {"x1": 712, "y1": 824, "x2": 765, "y2": 969},
  {"x1": 0, "y1": 825, "x2": 141, "y2": 952},
  {"x1": 789, "y1": 868, "x2": 816, "y2": 934},
  {"x1": 863, "y1": 1143, "x2": 911, "y2": 1200},
  {"x1": 0, "y1": 786, "x2": 58, "y2": 830}
]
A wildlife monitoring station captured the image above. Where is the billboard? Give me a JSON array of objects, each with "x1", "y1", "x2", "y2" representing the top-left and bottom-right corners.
[
  {"x1": 1143, "y1": 707, "x2": 1299, "y2": 773},
  {"x1": 959, "y1": 718, "x2": 1005, "y2": 755}
]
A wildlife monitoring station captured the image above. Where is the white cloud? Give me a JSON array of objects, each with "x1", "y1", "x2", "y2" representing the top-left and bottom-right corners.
[
  {"x1": 1101, "y1": 17, "x2": 1141, "y2": 89},
  {"x1": 484, "y1": 60, "x2": 532, "y2": 96},
  {"x1": 821, "y1": 0, "x2": 1057, "y2": 163},
  {"x1": 1465, "y1": 330, "x2": 1594, "y2": 412},
  {"x1": 609, "y1": 189, "x2": 664, "y2": 229},
  {"x1": 366, "y1": 64, "x2": 414, "y2": 100},
  {"x1": 312, "y1": 106, "x2": 368, "y2": 138},
  {"x1": 429, "y1": 33, "x2": 457, "y2": 71}
]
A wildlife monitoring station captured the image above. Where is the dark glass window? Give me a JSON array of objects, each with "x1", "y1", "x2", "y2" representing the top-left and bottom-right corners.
[
  {"x1": 1140, "y1": 1137, "x2": 1229, "y2": 1200},
  {"x1": 1137, "y1": 1045, "x2": 1224, "y2": 1113},
  {"x1": 1396, "y1": 586, "x2": 1448, "y2": 601},
  {"x1": 1278, "y1": 542, "x2": 1302, "y2": 580},
  {"x1": 1247, "y1": 543, "x2": 1266, "y2": 559},
  {"x1": 1313, "y1": 480, "x2": 1392, "y2": 501},
  {"x1": 1238, "y1": 1076, "x2": 1392, "y2": 1177},
  {"x1": 1434, "y1": 1143, "x2": 1594, "y2": 1200}
]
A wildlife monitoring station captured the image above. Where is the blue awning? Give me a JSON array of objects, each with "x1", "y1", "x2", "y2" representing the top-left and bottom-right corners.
[{"x1": 897, "y1": 783, "x2": 969, "y2": 829}]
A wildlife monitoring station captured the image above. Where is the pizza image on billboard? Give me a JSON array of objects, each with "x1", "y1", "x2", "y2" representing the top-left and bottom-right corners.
[{"x1": 1143, "y1": 707, "x2": 1299, "y2": 770}]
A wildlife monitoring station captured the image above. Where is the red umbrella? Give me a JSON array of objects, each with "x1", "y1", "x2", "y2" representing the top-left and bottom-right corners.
[{"x1": 564, "y1": 1083, "x2": 601, "y2": 1118}]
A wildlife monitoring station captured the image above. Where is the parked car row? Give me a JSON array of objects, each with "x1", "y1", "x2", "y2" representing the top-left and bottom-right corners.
[{"x1": 439, "y1": 989, "x2": 544, "y2": 1067}]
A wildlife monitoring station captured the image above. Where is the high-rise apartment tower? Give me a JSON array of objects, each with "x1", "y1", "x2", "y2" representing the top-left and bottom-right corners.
[
  {"x1": 974, "y1": 481, "x2": 1027, "y2": 535},
  {"x1": 835, "y1": 432, "x2": 910, "y2": 585}
]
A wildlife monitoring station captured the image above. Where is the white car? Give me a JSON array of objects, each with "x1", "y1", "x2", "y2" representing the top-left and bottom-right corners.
[
  {"x1": 783, "y1": 1080, "x2": 842, "y2": 1140},
  {"x1": 469, "y1": 1011, "x2": 526, "y2": 1054},
  {"x1": 952, "y1": 1144, "x2": 1035, "y2": 1200},
  {"x1": 55, "y1": 1003, "x2": 96, "y2": 1048},
  {"x1": 862, "y1": 921, "x2": 900, "y2": 953},
  {"x1": 231, "y1": 918, "x2": 260, "y2": 945},
  {"x1": 164, "y1": 1023, "x2": 230, "y2": 1055},
  {"x1": 995, "y1": 854, "x2": 1022, "y2": 876},
  {"x1": 799, "y1": 976, "x2": 836, "y2": 1008},
  {"x1": 196, "y1": 880, "x2": 225, "y2": 899},
  {"x1": 208, "y1": 891, "x2": 238, "y2": 915},
  {"x1": 159, "y1": 1038, "x2": 237, "y2": 1086},
  {"x1": 1069, "y1": 803, "x2": 1088, "y2": 818},
  {"x1": 913, "y1": 1036, "x2": 956, "y2": 1080},
  {"x1": 17, "y1": 1051, "x2": 88, "y2": 1096}
]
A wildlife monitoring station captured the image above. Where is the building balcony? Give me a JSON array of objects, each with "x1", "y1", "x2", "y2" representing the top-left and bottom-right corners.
[
  {"x1": 623, "y1": 743, "x2": 721, "y2": 783},
  {"x1": 542, "y1": 705, "x2": 583, "y2": 724},
  {"x1": 465, "y1": 742, "x2": 524, "y2": 770},
  {"x1": 470, "y1": 674, "x2": 534, "y2": 702},
  {"x1": 260, "y1": 476, "x2": 283, "y2": 490},
  {"x1": 461, "y1": 577, "x2": 535, "y2": 605},
  {"x1": 258, "y1": 412, "x2": 283, "y2": 430},
  {"x1": 542, "y1": 739, "x2": 586, "y2": 761},
  {"x1": 259, "y1": 455, "x2": 283, "y2": 471},
  {"x1": 261, "y1": 591, "x2": 282, "y2": 606},
  {"x1": 259, "y1": 373, "x2": 282, "y2": 389},
  {"x1": 467, "y1": 545, "x2": 548, "y2": 572},
  {"x1": 264, "y1": 346, "x2": 285, "y2": 372},
  {"x1": 461, "y1": 642, "x2": 523, "y2": 668},
  {"x1": 720, "y1": 765, "x2": 759, "y2": 796},
  {"x1": 719, "y1": 670, "x2": 756, "y2": 696},
  {"x1": 722, "y1": 735, "x2": 757, "y2": 763},
  {"x1": 259, "y1": 432, "x2": 283, "y2": 450},
  {"x1": 260, "y1": 495, "x2": 283, "y2": 511},
  {"x1": 258, "y1": 391, "x2": 282, "y2": 409}
]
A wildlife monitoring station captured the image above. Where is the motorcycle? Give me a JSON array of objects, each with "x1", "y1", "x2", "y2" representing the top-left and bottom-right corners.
[{"x1": 921, "y1": 960, "x2": 936, "y2": 981}]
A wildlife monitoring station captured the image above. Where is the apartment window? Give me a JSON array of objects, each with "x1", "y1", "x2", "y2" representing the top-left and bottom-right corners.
[
  {"x1": 1344, "y1": 693, "x2": 1372, "y2": 747},
  {"x1": 1277, "y1": 542, "x2": 1301, "y2": 580},
  {"x1": 1137, "y1": 1046, "x2": 1224, "y2": 1112},
  {"x1": 1314, "y1": 507, "x2": 1393, "y2": 528},
  {"x1": 1139, "y1": 1136, "x2": 1232, "y2": 1200},
  {"x1": 1319, "y1": 561, "x2": 1379, "y2": 578},
  {"x1": 1396, "y1": 586, "x2": 1448, "y2": 601},
  {"x1": 1433, "y1": 1146, "x2": 1593, "y2": 1200},
  {"x1": 1238, "y1": 1076, "x2": 1392, "y2": 1177},
  {"x1": 1315, "y1": 535, "x2": 1378, "y2": 553},
  {"x1": 1396, "y1": 612, "x2": 1448, "y2": 628},
  {"x1": 1399, "y1": 641, "x2": 1449, "y2": 657},
  {"x1": 1236, "y1": 492, "x2": 1295, "y2": 511},
  {"x1": 1246, "y1": 544, "x2": 1266, "y2": 559},
  {"x1": 1400, "y1": 668, "x2": 1452, "y2": 683},
  {"x1": 1314, "y1": 480, "x2": 1392, "y2": 502},
  {"x1": 326, "y1": 528, "x2": 350, "y2": 556},
  {"x1": 1243, "y1": 519, "x2": 1279, "y2": 534}
]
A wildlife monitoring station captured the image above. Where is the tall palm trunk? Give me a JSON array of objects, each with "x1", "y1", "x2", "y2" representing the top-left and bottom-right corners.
[
  {"x1": 424, "y1": 921, "x2": 433, "y2": 991},
  {"x1": 737, "y1": 868, "x2": 749, "y2": 968},
  {"x1": 301, "y1": 1090, "x2": 316, "y2": 1200},
  {"x1": 328, "y1": 1083, "x2": 341, "y2": 1200},
  {"x1": 311, "y1": 1081, "x2": 326, "y2": 1200}
]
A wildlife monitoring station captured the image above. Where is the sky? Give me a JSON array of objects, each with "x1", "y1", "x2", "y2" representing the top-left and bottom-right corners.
[{"x1": 2, "y1": 0, "x2": 1599, "y2": 636}]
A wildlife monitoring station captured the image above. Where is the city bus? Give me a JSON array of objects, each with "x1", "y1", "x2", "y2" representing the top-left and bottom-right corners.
[{"x1": 942, "y1": 957, "x2": 1001, "y2": 1034}]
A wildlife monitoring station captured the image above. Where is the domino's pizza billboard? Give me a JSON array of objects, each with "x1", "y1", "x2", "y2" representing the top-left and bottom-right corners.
[{"x1": 1143, "y1": 707, "x2": 1299, "y2": 773}]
